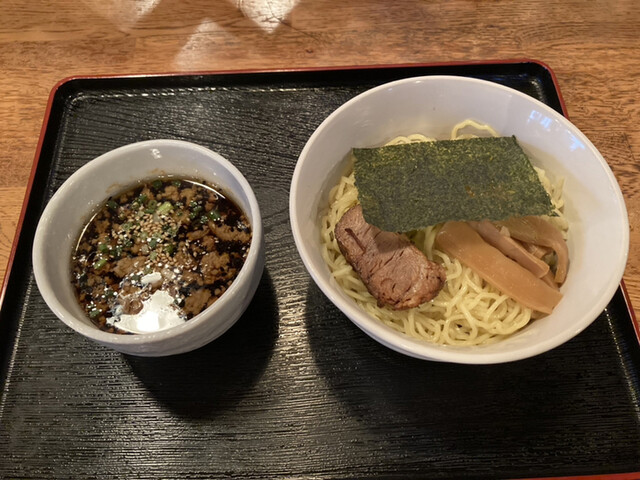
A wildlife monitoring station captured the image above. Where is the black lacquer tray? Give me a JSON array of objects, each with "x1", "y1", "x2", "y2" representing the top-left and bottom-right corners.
[{"x1": 1, "y1": 61, "x2": 639, "y2": 480}]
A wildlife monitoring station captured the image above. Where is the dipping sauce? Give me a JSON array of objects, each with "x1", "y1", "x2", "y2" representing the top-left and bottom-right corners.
[{"x1": 71, "y1": 178, "x2": 251, "y2": 334}]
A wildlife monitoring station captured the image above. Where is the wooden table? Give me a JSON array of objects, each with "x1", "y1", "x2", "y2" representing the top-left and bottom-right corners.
[{"x1": 1, "y1": 0, "x2": 639, "y2": 311}]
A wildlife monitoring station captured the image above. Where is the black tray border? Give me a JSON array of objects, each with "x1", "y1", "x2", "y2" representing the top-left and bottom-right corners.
[{"x1": 1, "y1": 59, "x2": 638, "y2": 480}]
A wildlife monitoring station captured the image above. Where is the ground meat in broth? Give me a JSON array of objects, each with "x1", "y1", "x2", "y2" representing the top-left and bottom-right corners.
[{"x1": 71, "y1": 178, "x2": 251, "y2": 334}]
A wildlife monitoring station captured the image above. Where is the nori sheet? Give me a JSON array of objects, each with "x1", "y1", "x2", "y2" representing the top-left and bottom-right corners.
[{"x1": 353, "y1": 136, "x2": 555, "y2": 232}]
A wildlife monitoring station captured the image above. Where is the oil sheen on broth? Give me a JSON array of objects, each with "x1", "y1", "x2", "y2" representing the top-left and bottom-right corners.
[{"x1": 71, "y1": 178, "x2": 251, "y2": 334}]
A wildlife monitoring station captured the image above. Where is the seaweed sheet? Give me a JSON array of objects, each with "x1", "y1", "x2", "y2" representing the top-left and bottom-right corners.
[{"x1": 353, "y1": 136, "x2": 554, "y2": 232}]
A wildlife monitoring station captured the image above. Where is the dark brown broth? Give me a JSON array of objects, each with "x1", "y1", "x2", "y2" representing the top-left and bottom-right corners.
[{"x1": 71, "y1": 177, "x2": 251, "y2": 334}]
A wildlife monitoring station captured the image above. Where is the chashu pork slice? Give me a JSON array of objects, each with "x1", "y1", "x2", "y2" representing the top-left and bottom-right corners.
[{"x1": 335, "y1": 205, "x2": 446, "y2": 310}]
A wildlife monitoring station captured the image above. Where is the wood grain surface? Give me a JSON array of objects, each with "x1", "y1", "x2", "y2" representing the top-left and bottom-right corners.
[
  {"x1": 1, "y1": 1, "x2": 638, "y2": 305},
  {"x1": 1, "y1": 3, "x2": 640, "y2": 479}
]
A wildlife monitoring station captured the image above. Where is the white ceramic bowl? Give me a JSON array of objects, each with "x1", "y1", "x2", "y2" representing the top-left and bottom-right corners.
[
  {"x1": 33, "y1": 139, "x2": 264, "y2": 356},
  {"x1": 290, "y1": 75, "x2": 629, "y2": 364}
]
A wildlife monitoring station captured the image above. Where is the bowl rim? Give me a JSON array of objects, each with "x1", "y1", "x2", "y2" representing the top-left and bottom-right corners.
[
  {"x1": 32, "y1": 138, "x2": 263, "y2": 346},
  {"x1": 289, "y1": 75, "x2": 629, "y2": 364}
]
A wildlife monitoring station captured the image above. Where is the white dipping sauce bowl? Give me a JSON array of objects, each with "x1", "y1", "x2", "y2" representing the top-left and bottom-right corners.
[
  {"x1": 290, "y1": 75, "x2": 629, "y2": 364},
  {"x1": 33, "y1": 139, "x2": 264, "y2": 357}
]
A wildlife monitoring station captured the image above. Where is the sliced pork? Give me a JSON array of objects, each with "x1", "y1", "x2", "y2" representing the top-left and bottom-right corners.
[{"x1": 335, "y1": 205, "x2": 446, "y2": 310}]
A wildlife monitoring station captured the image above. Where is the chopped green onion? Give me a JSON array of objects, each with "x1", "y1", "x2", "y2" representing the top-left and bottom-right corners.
[
  {"x1": 208, "y1": 209, "x2": 221, "y2": 221},
  {"x1": 98, "y1": 243, "x2": 110, "y2": 253},
  {"x1": 93, "y1": 258, "x2": 108, "y2": 270},
  {"x1": 89, "y1": 308, "x2": 102, "y2": 318},
  {"x1": 189, "y1": 205, "x2": 203, "y2": 219},
  {"x1": 145, "y1": 200, "x2": 157, "y2": 214},
  {"x1": 164, "y1": 243, "x2": 175, "y2": 255},
  {"x1": 149, "y1": 251, "x2": 158, "y2": 261},
  {"x1": 156, "y1": 201, "x2": 173, "y2": 215},
  {"x1": 152, "y1": 180, "x2": 163, "y2": 190},
  {"x1": 149, "y1": 237, "x2": 158, "y2": 249},
  {"x1": 106, "y1": 200, "x2": 118, "y2": 211},
  {"x1": 172, "y1": 180, "x2": 181, "y2": 187}
]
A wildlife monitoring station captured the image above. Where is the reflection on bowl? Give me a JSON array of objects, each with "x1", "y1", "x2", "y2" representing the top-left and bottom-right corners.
[
  {"x1": 290, "y1": 75, "x2": 628, "y2": 364},
  {"x1": 33, "y1": 139, "x2": 264, "y2": 357}
]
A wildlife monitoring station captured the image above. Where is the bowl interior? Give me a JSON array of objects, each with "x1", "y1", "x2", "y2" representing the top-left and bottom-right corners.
[
  {"x1": 290, "y1": 75, "x2": 629, "y2": 364},
  {"x1": 33, "y1": 139, "x2": 262, "y2": 348}
]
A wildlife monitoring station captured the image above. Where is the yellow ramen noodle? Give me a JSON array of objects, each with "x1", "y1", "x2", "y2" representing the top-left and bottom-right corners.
[{"x1": 320, "y1": 120, "x2": 567, "y2": 346}]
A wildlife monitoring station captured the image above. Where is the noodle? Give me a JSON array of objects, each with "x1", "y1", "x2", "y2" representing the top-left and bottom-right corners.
[{"x1": 320, "y1": 120, "x2": 567, "y2": 346}]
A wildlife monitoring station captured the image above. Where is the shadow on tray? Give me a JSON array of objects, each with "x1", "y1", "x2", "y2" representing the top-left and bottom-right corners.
[
  {"x1": 302, "y1": 277, "x2": 607, "y2": 457},
  {"x1": 124, "y1": 269, "x2": 278, "y2": 419}
]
